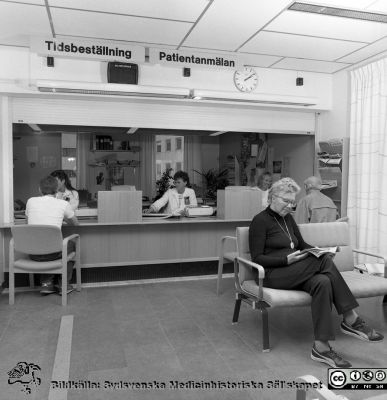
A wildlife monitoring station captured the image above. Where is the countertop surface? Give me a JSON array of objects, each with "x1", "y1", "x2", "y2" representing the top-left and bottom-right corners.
[{"x1": 1, "y1": 216, "x2": 251, "y2": 228}]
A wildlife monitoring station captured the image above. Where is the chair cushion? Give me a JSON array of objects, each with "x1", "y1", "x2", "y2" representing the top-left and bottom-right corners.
[
  {"x1": 342, "y1": 271, "x2": 387, "y2": 298},
  {"x1": 13, "y1": 252, "x2": 76, "y2": 272},
  {"x1": 241, "y1": 272, "x2": 387, "y2": 307},
  {"x1": 242, "y1": 280, "x2": 312, "y2": 307}
]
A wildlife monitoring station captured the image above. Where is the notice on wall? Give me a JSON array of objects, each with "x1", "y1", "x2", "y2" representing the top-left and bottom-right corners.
[
  {"x1": 149, "y1": 48, "x2": 241, "y2": 70},
  {"x1": 30, "y1": 36, "x2": 145, "y2": 63}
]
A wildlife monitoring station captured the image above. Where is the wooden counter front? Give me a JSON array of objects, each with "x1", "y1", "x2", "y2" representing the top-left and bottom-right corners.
[{"x1": 1, "y1": 217, "x2": 250, "y2": 270}]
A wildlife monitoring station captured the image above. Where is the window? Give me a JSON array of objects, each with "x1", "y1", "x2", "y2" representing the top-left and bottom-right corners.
[
  {"x1": 156, "y1": 163, "x2": 162, "y2": 179},
  {"x1": 155, "y1": 135, "x2": 184, "y2": 179}
]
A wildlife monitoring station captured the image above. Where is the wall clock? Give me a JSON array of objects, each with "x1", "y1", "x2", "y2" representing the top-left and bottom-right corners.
[{"x1": 233, "y1": 67, "x2": 258, "y2": 93}]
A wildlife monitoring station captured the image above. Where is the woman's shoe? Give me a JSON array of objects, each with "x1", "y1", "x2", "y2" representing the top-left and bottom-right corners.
[
  {"x1": 341, "y1": 317, "x2": 384, "y2": 342},
  {"x1": 311, "y1": 345, "x2": 352, "y2": 368}
]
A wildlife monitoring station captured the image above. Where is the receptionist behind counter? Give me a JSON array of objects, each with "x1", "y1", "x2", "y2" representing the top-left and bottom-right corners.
[
  {"x1": 51, "y1": 170, "x2": 79, "y2": 210},
  {"x1": 145, "y1": 171, "x2": 197, "y2": 215}
]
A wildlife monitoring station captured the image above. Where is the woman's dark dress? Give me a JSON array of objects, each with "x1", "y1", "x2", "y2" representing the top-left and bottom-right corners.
[{"x1": 249, "y1": 207, "x2": 358, "y2": 341}]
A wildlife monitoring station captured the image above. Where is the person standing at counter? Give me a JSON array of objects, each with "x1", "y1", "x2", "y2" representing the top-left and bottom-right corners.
[
  {"x1": 145, "y1": 170, "x2": 197, "y2": 215},
  {"x1": 26, "y1": 175, "x2": 79, "y2": 295},
  {"x1": 252, "y1": 172, "x2": 273, "y2": 208},
  {"x1": 51, "y1": 170, "x2": 79, "y2": 210}
]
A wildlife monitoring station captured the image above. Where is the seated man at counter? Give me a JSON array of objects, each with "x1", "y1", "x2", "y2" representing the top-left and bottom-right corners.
[
  {"x1": 145, "y1": 170, "x2": 197, "y2": 215},
  {"x1": 294, "y1": 176, "x2": 338, "y2": 224},
  {"x1": 25, "y1": 175, "x2": 79, "y2": 295}
]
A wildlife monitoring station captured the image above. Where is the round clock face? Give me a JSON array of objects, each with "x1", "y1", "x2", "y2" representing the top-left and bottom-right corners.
[{"x1": 233, "y1": 67, "x2": 258, "y2": 93}]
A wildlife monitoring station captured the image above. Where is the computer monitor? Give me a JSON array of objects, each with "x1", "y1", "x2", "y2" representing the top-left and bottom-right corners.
[{"x1": 111, "y1": 185, "x2": 136, "y2": 191}]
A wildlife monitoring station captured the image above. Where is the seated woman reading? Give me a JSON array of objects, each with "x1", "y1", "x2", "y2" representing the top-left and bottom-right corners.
[
  {"x1": 145, "y1": 170, "x2": 197, "y2": 215},
  {"x1": 249, "y1": 177, "x2": 383, "y2": 368}
]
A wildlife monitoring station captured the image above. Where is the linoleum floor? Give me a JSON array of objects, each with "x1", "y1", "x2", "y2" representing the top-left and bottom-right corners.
[{"x1": 1, "y1": 277, "x2": 386, "y2": 400}]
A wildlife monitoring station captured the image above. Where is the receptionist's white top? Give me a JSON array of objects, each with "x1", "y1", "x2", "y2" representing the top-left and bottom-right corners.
[
  {"x1": 152, "y1": 188, "x2": 197, "y2": 214},
  {"x1": 56, "y1": 188, "x2": 79, "y2": 210}
]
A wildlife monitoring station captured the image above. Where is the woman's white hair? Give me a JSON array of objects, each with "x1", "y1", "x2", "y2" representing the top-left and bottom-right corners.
[{"x1": 268, "y1": 177, "x2": 300, "y2": 203}]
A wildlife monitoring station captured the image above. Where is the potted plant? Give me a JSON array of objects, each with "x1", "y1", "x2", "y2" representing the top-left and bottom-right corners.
[
  {"x1": 154, "y1": 168, "x2": 174, "y2": 201},
  {"x1": 193, "y1": 168, "x2": 229, "y2": 201}
]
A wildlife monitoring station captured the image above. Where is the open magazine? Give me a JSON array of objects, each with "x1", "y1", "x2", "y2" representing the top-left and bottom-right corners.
[{"x1": 298, "y1": 246, "x2": 339, "y2": 258}]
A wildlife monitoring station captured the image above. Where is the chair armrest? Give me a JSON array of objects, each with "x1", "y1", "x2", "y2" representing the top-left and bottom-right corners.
[
  {"x1": 220, "y1": 236, "x2": 237, "y2": 254},
  {"x1": 62, "y1": 234, "x2": 80, "y2": 253},
  {"x1": 296, "y1": 375, "x2": 349, "y2": 400},
  {"x1": 353, "y1": 249, "x2": 387, "y2": 278},
  {"x1": 235, "y1": 256, "x2": 265, "y2": 300}
]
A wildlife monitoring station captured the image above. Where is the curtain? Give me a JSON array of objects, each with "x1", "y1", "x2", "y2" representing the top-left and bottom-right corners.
[
  {"x1": 184, "y1": 135, "x2": 202, "y2": 187},
  {"x1": 348, "y1": 58, "x2": 387, "y2": 260},
  {"x1": 139, "y1": 133, "x2": 156, "y2": 199}
]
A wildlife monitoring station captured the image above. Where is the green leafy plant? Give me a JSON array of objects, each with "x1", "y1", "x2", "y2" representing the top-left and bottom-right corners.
[
  {"x1": 193, "y1": 168, "x2": 229, "y2": 200},
  {"x1": 154, "y1": 168, "x2": 174, "y2": 201}
]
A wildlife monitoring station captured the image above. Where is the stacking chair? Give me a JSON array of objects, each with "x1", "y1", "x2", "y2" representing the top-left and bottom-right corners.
[
  {"x1": 216, "y1": 236, "x2": 237, "y2": 295},
  {"x1": 9, "y1": 225, "x2": 81, "y2": 306}
]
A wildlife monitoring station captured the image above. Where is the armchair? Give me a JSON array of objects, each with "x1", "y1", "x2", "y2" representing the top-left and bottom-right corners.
[
  {"x1": 233, "y1": 221, "x2": 387, "y2": 352},
  {"x1": 9, "y1": 225, "x2": 81, "y2": 306}
]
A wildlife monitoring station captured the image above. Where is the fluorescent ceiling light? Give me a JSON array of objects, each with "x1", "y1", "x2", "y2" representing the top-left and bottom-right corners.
[
  {"x1": 34, "y1": 80, "x2": 191, "y2": 99},
  {"x1": 126, "y1": 127, "x2": 138, "y2": 135},
  {"x1": 191, "y1": 89, "x2": 317, "y2": 107},
  {"x1": 289, "y1": 2, "x2": 387, "y2": 23},
  {"x1": 28, "y1": 123, "x2": 42, "y2": 132},
  {"x1": 209, "y1": 131, "x2": 227, "y2": 136}
]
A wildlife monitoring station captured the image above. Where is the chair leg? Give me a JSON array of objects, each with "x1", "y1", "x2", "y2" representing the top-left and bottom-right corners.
[
  {"x1": 259, "y1": 305, "x2": 270, "y2": 352},
  {"x1": 9, "y1": 271, "x2": 15, "y2": 305},
  {"x1": 232, "y1": 297, "x2": 242, "y2": 323},
  {"x1": 28, "y1": 273, "x2": 35, "y2": 288},
  {"x1": 62, "y1": 270, "x2": 67, "y2": 306},
  {"x1": 216, "y1": 256, "x2": 224, "y2": 295},
  {"x1": 76, "y1": 257, "x2": 81, "y2": 292}
]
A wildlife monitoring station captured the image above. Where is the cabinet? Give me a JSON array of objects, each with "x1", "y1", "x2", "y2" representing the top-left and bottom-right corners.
[{"x1": 318, "y1": 137, "x2": 349, "y2": 218}]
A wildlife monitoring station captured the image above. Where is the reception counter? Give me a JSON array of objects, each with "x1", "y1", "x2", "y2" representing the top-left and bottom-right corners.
[{"x1": 0, "y1": 217, "x2": 250, "y2": 272}]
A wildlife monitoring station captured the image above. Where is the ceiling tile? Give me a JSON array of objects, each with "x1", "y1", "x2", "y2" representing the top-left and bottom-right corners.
[
  {"x1": 337, "y1": 36, "x2": 387, "y2": 63},
  {"x1": 366, "y1": 0, "x2": 387, "y2": 13},
  {"x1": 51, "y1": 8, "x2": 192, "y2": 46},
  {"x1": 48, "y1": 0, "x2": 209, "y2": 21},
  {"x1": 240, "y1": 31, "x2": 365, "y2": 61},
  {"x1": 182, "y1": 0, "x2": 292, "y2": 51},
  {"x1": 265, "y1": 10, "x2": 387, "y2": 43},
  {"x1": 4, "y1": 0, "x2": 44, "y2": 4},
  {"x1": 272, "y1": 58, "x2": 350, "y2": 73},
  {"x1": 0, "y1": 2, "x2": 51, "y2": 47}
]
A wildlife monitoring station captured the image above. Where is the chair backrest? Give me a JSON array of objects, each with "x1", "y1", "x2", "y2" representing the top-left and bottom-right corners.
[
  {"x1": 236, "y1": 227, "x2": 255, "y2": 282},
  {"x1": 236, "y1": 221, "x2": 354, "y2": 284},
  {"x1": 298, "y1": 221, "x2": 353, "y2": 272},
  {"x1": 11, "y1": 225, "x2": 63, "y2": 255}
]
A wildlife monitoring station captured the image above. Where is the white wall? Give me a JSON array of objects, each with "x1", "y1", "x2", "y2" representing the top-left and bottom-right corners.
[{"x1": 319, "y1": 70, "x2": 350, "y2": 141}]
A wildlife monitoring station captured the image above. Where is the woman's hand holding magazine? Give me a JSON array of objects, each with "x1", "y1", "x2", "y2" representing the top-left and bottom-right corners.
[{"x1": 292, "y1": 246, "x2": 339, "y2": 259}]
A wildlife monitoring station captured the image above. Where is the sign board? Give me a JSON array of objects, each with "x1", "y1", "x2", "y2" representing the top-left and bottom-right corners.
[
  {"x1": 30, "y1": 37, "x2": 145, "y2": 63},
  {"x1": 149, "y1": 48, "x2": 241, "y2": 70}
]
